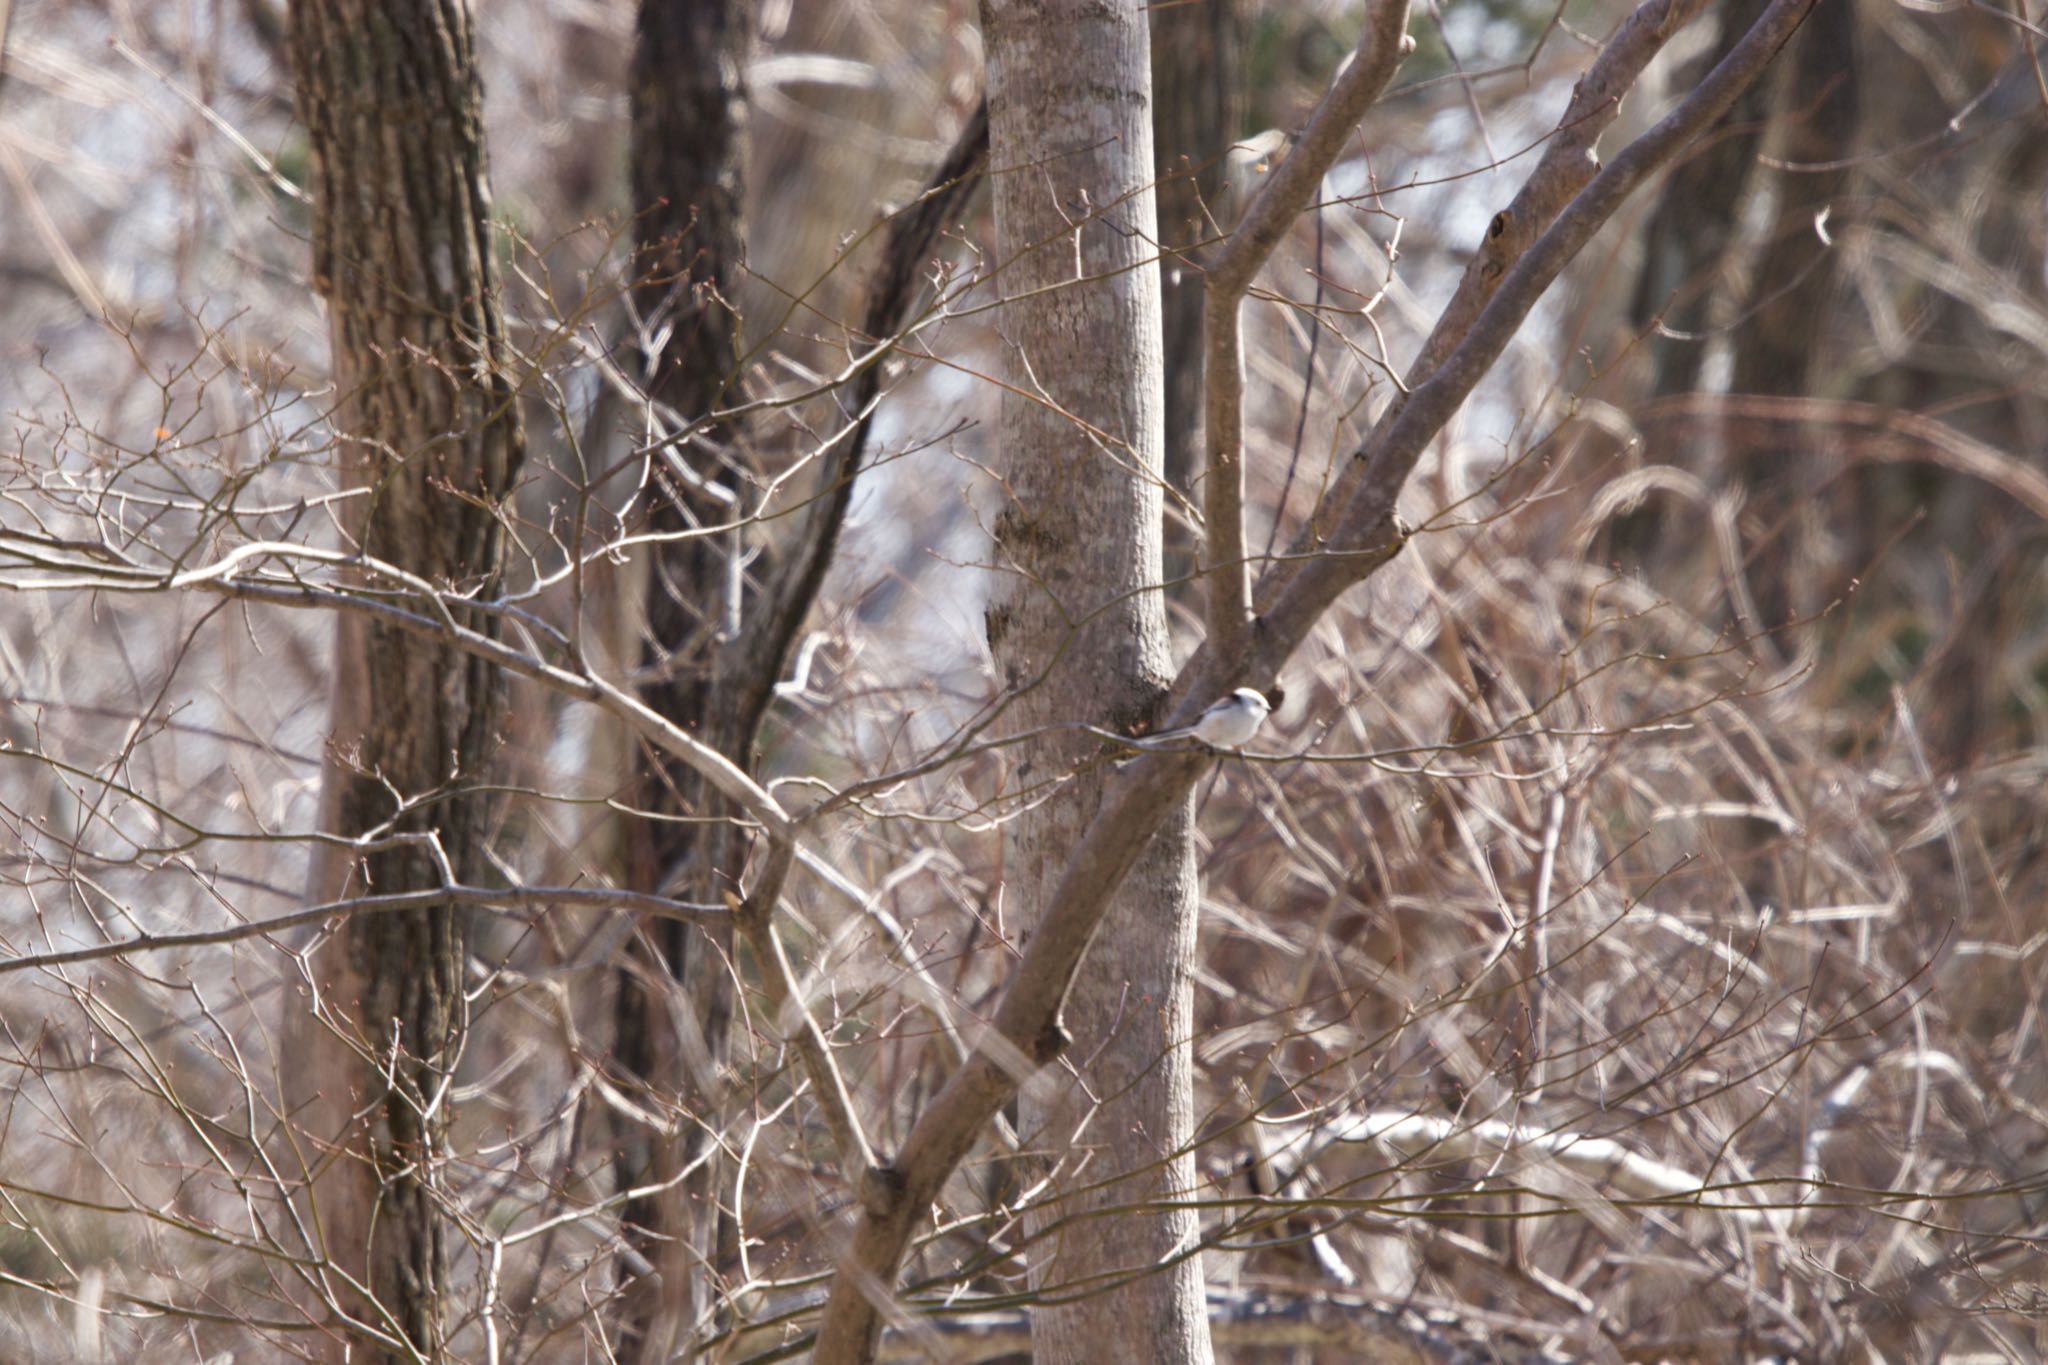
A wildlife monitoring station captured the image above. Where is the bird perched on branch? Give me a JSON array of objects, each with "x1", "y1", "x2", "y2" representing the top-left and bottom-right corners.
[{"x1": 1131, "y1": 686, "x2": 1280, "y2": 751}]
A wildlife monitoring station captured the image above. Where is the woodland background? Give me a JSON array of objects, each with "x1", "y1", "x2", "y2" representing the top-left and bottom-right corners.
[{"x1": 2, "y1": 1, "x2": 2046, "y2": 1362}]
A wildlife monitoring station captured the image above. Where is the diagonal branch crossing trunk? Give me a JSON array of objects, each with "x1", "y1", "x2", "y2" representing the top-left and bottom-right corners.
[{"x1": 979, "y1": 1, "x2": 1212, "y2": 1359}]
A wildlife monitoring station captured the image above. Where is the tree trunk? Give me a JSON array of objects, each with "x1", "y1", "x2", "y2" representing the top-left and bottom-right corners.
[
  {"x1": 1153, "y1": 0, "x2": 1244, "y2": 499},
  {"x1": 1725, "y1": 2, "x2": 1856, "y2": 403},
  {"x1": 1843, "y1": 11, "x2": 2047, "y2": 764},
  {"x1": 1627, "y1": 0, "x2": 1772, "y2": 401},
  {"x1": 283, "y1": 0, "x2": 524, "y2": 1357},
  {"x1": 979, "y1": 1, "x2": 1212, "y2": 1360},
  {"x1": 613, "y1": 1, "x2": 754, "y2": 1358},
  {"x1": 1727, "y1": 1, "x2": 1857, "y2": 639}
]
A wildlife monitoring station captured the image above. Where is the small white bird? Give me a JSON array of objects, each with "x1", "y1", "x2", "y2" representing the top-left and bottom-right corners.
[{"x1": 1141, "y1": 687, "x2": 1274, "y2": 750}]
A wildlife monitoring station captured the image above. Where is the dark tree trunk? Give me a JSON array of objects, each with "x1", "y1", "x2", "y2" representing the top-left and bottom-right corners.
[
  {"x1": 1628, "y1": 0, "x2": 1772, "y2": 400},
  {"x1": 608, "y1": 12, "x2": 992, "y2": 1351},
  {"x1": 1727, "y1": 2, "x2": 1858, "y2": 401},
  {"x1": 1728, "y1": 1, "x2": 1859, "y2": 638},
  {"x1": 1621, "y1": 0, "x2": 1856, "y2": 621},
  {"x1": 1153, "y1": 0, "x2": 1245, "y2": 499},
  {"x1": 283, "y1": 0, "x2": 525, "y2": 1357},
  {"x1": 1842, "y1": 14, "x2": 2048, "y2": 764},
  {"x1": 613, "y1": 1, "x2": 755, "y2": 1357}
]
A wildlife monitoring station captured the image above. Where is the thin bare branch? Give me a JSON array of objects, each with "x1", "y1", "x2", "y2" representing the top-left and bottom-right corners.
[
  {"x1": 0, "y1": 883, "x2": 730, "y2": 976},
  {"x1": 1202, "y1": 19, "x2": 1415, "y2": 659},
  {"x1": 729, "y1": 836, "x2": 880, "y2": 1192}
]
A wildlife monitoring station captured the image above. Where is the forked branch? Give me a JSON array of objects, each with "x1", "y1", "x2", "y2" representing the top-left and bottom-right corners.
[
  {"x1": 1201, "y1": 16, "x2": 1416, "y2": 663},
  {"x1": 809, "y1": 2, "x2": 1819, "y2": 1359}
]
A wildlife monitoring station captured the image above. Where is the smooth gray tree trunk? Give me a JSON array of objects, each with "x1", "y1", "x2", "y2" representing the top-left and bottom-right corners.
[{"x1": 979, "y1": 1, "x2": 1213, "y2": 1360}]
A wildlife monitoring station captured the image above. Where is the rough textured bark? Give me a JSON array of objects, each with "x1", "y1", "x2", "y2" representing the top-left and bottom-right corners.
[
  {"x1": 612, "y1": 1, "x2": 754, "y2": 1358},
  {"x1": 977, "y1": 1, "x2": 1212, "y2": 1360},
  {"x1": 283, "y1": 0, "x2": 524, "y2": 1357}
]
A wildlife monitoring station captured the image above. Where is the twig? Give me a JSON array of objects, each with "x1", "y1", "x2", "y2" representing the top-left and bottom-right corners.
[{"x1": 729, "y1": 837, "x2": 880, "y2": 1195}]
